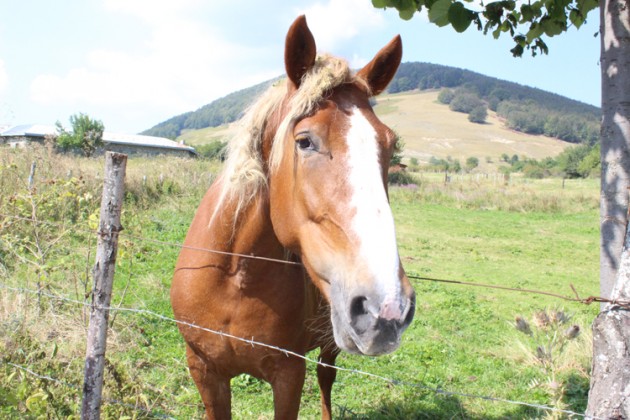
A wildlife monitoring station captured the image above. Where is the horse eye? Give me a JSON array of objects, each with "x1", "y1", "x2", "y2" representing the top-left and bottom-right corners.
[{"x1": 296, "y1": 137, "x2": 314, "y2": 151}]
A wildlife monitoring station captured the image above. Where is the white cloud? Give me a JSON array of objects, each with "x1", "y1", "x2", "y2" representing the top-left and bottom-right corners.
[
  {"x1": 103, "y1": 0, "x2": 203, "y2": 24},
  {"x1": 297, "y1": 0, "x2": 386, "y2": 52},
  {"x1": 28, "y1": 1, "x2": 282, "y2": 131}
]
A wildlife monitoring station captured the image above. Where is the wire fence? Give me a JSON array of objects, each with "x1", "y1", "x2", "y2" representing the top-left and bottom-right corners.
[
  {"x1": 0, "y1": 280, "x2": 599, "y2": 419},
  {"x1": 0, "y1": 185, "x2": 604, "y2": 417}
]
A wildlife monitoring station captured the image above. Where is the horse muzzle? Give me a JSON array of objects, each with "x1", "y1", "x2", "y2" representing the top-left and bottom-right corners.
[{"x1": 331, "y1": 289, "x2": 416, "y2": 356}]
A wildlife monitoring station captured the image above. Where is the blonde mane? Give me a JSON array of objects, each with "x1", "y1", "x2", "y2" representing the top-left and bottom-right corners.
[{"x1": 211, "y1": 54, "x2": 369, "y2": 225}]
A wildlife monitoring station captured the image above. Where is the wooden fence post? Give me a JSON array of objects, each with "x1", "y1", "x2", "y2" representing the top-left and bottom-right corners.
[
  {"x1": 28, "y1": 161, "x2": 36, "y2": 190},
  {"x1": 81, "y1": 152, "x2": 127, "y2": 420}
]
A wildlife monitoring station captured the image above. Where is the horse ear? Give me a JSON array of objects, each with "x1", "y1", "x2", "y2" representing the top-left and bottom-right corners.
[
  {"x1": 285, "y1": 15, "x2": 317, "y2": 89},
  {"x1": 357, "y1": 35, "x2": 402, "y2": 96}
]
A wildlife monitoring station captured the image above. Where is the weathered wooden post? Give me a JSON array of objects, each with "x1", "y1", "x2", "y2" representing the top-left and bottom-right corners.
[
  {"x1": 28, "y1": 161, "x2": 36, "y2": 190},
  {"x1": 81, "y1": 152, "x2": 127, "y2": 420}
]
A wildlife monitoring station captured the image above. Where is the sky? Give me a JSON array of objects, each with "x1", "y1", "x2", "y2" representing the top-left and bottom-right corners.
[{"x1": 0, "y1": 0, "x2": 601, "y2": 134}]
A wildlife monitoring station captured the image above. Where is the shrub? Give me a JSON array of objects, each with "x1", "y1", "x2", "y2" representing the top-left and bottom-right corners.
[
  {"x1": 437, "y1": 88, "x2": 455, "y2": 104},
  {"x1": 388, "y1": 171, "x2": 417, "y2": 185},
  {"x1": 468, "y1": 105, "x2": 488, "y2": 124},
  {"x1": 196, "y1": 140, "x2": 226, "y2": 160},
  {"x1": 449, "y1": 92, "x2": 484, "y2": 114},
  {"x1": 55, "y1": 113, "x2": 104, "y2": 157},
  {"x1": 465, "y1": 156, "x2": 480, "y2": 171}
]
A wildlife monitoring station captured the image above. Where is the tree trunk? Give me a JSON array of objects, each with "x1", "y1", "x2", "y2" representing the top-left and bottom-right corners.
[
  {"x1": 599, "y1": 0, "x2": 630, "y2": 301},
  {"x1": 588, "y1": 0, "x2": 630, "y2": 416},
  {"x1": 587, "y1": 214, "x2": 630, "y2": 417}
]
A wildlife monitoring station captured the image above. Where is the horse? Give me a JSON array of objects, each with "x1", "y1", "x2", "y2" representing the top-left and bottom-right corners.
[{"x1": 171, "y1": 15, "x2": 416, "y2": 419}]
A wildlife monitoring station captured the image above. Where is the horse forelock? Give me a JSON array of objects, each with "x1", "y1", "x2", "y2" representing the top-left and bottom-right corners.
[{"x1": 211, "y1": 54, "x2": 366, "y2": 228}]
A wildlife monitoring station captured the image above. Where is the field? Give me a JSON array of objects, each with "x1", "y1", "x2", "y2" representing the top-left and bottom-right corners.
[
  {"x1": 375, "y1": 91, "x2": 570, "y2": 170},
  {"x1": 0, "y1": 147, "x2": 600, "y2": 418},
  {"x1": 177, "y1": 90, "x2": 572, "y2": 173}
]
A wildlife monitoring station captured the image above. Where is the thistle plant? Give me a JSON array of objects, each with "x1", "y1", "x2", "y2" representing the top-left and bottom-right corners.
[{"x1": 512, "y1": 308, "x2": 585, "y2": 417}]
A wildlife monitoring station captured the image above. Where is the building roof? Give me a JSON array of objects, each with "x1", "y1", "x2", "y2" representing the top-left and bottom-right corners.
[
  {"x1": 1, "y1": 124, "x2": 58, "y2": 137},
  {"x1": 0, "y1": 124, "x2": 196, "y2": 154},
  {"x1": 102, "y1": 132, "x2": 195, "y2": 153}
]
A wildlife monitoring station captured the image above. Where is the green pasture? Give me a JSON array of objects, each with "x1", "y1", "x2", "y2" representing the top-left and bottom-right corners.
[{"x1": 0, "y1": 148, "x2": 599, "y2": 418}]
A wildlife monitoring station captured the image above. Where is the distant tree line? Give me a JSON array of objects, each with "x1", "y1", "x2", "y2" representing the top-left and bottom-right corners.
[
  {"x1": 142, "y1": 62, "x2": 600, "y2": 145},
  {"x1": 416, "y1": 144, "x2": 599, "y2": 180},
  {"x1": 389, "y1": 62, "x2": 600, "y2": 145}
]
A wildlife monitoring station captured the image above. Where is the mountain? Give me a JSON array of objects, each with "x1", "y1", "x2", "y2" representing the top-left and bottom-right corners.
[
  {"x1": 141, "y1": 62, "x2": 601, "y2": 161},
  {"x1": 141, "y1": 78, "x2": 280, "y2": 139}
]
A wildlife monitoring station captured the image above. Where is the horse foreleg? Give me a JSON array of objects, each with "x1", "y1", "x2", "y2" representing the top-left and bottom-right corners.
[
  {"x1": 269, "y1": 356, "x2": 306, "y2": 420},
  {"x1": 317, "y1": 347, "x2": 340, "y2": 420},
  {"x1": 186, "y1": 345, "x2": 232, "y2": 420}
]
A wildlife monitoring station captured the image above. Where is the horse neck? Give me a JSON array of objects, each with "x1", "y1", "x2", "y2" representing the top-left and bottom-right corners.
[{"x1": 220, "y1": 185, "x2": 285, "y2": 261}]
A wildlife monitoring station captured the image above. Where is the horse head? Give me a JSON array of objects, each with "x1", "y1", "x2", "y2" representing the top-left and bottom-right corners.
[{"x1": 267, "y1": 16, "x2": 415, "y2": 356}]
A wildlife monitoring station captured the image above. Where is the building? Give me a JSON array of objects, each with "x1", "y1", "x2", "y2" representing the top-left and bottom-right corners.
[{"x1": 0, "y1": 124, "x2": 197, "y2": 157}]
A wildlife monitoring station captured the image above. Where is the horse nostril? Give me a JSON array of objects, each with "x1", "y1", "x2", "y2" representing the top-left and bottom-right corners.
[
  {"x1": 350, "y1": 296, "x2": 368, "y2": 317},
  {"x1": 349, "y1": 296, "x2": 371, "y2": 334}
]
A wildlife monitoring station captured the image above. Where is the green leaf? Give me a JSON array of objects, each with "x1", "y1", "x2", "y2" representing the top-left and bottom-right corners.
[
  {"x1": 578, "y1": 0, "x2": 599, "y2": 14},
  {"x1": 526, "y1": 22, "x2": 544, "y2": 43},
  {"x1": 399, "y1": 6, "x2": 418, "y2": 19},
  {"x1": 541, "y1": 16, "x2": 566, "y2": 36},
  {"x1": 372, "y1": 0, "x2": 388, "y2": 7},
  {"x1": 569, "y1": 9, "x2": 585, "y2": 28},
  {"x1": 448, "y1": 2, "x2": 475, "y2": 32},
  {"x1": 428, "y1": 0, "x2": 452, "y2": 26}
]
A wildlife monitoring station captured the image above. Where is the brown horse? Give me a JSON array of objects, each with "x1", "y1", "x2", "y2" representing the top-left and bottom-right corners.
[{"x1": 171, "y1": 15, "x2": 415, "y2": 419}]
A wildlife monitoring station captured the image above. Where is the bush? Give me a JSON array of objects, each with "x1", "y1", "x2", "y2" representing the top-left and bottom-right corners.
[
  {"x1": 55, "y1": 113, "x2": 104, "y2": 157},
  {"x1": 437, "y1": 88, "x2": 455, "y2": 104},
  {"x1": 449, "y1": 92, "x2": 484, "y2": 114},
  {"x1": 465, "y1": 156, "x2": 479, "y2": 171},
  {"x1": 468, "y1": 105, "x2": 488, "y2": 124},
  {"x1": 388, "y1": 171, "x2": 417, "y2": 185},
  {"x1": 196, "y1": 140, "x2": 226, "y2": 160}
]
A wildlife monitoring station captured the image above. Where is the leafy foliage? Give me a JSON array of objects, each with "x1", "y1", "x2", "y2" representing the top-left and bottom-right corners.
[
  {"x1": 449, "y1": 91, "x2": 485, "y2": 113},
  {"x1": 468, "y1": 105, "x2": 488, "y2": 123},
  {"x1": 195, "y1": 140, "x2": 227, "y2": 161},
  {"x1": 55, "y1": 113, "x2": 104, "y2": 157},
  {"x1": 372, "y1": 0, "x2": 599, "y2": 57},
  {"x1": 556, "y1": 143, "x2": 600, "y2": 178},
  {"x1": 465, "y1": 156, "x2": 480, "y2": 170},
  {"x1": 437, "y1": 88, "x2": 456, "y2": 104}
]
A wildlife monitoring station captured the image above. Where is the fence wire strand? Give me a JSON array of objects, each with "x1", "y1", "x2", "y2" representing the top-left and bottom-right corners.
[
  {"x1": 0, "y1": 281, "x2": 598, "y2": 418},
  {"x1": 0, "y1": 212, "x2": 617, "y2": 309}
]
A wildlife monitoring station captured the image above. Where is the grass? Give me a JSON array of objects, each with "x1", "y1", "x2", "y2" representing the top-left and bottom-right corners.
[
  {"x1": 0, "y1": 146, "x2": 599, "y2": 418},
  {"x1": 375, "y1": 90, "x2": 570, "y2": 171}
]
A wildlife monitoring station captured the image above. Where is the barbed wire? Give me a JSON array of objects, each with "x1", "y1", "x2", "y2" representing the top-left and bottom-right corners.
[
  {"x1": 3, "y1": 212, "x2": 621, "y2": 314},
  {"x1": 0, "y1": 281, "x2": 598, "y2": 418},
  {"x1": 407, "y1": 274, "x2": 630, "y2": 310}
]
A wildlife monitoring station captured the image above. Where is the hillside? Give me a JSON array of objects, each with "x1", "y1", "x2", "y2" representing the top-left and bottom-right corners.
[
  {"x1": 375, "y1": 90, "x2": 568, "y2": 166},
  {"x1": 177, "y1": 90, "x2": 570, "y2": 171},
  {"x1": 142, "y1": 62, "x2": 600, "y2": 166}
]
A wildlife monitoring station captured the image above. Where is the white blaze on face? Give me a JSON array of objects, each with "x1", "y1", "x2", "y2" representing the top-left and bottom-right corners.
[{"x1": 345, "y1": 107, "x2": 401, "y2": 317}]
